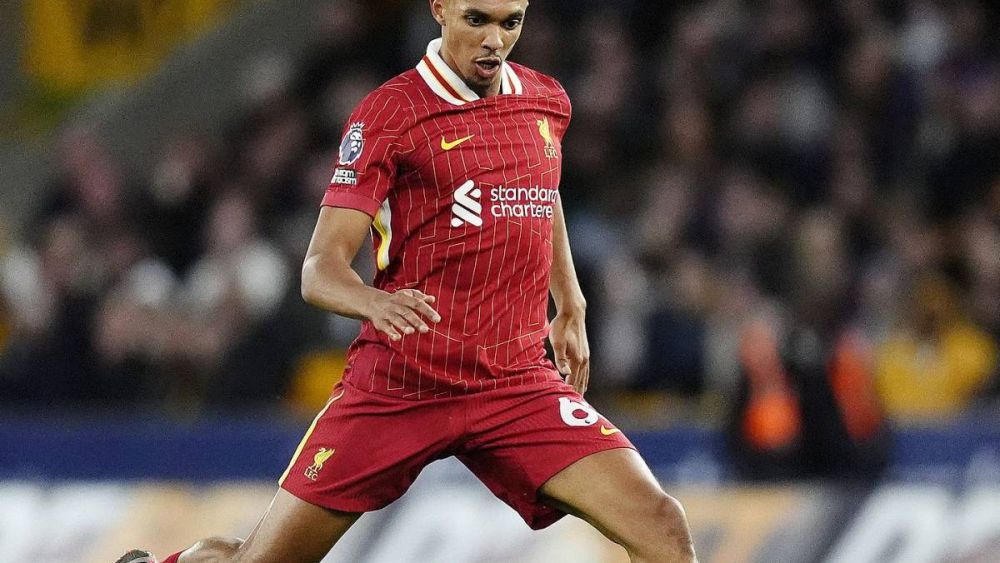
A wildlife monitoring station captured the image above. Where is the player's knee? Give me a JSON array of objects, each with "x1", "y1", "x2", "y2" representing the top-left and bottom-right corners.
[
  {"x1": 652, "y1": 493, "x2": 696, "y2": 558},
  {"x1": 179, "y1": 537, "x2": 243, "y2": 563},
  {"x1": 652, "y1": 493, "x2": 688, "y2": 529},
  {"x1": 623, "y1": 493, "x2": 695, "y2": 561}
]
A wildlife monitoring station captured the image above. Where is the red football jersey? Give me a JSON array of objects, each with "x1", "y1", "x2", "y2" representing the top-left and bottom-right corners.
[{"x1": 322, "y1": 39, "x2": 571, "y2": 398}]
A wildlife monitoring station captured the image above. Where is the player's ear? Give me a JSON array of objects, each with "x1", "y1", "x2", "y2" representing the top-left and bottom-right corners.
[{"x1": 430, "y1": 0, "x2": 446, "y2": 26}]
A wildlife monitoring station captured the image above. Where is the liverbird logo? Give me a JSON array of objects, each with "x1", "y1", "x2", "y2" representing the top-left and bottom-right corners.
[
  {"x1": 304, "y1": 448, "x2": 335, "y2": 481},
  {"x1": 537, "y1": 117, "x2": 557, "y2": 159}
]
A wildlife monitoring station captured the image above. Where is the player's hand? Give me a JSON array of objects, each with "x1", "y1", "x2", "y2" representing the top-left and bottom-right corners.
[
  {"x1": 549, "y1": 308, "x2": 590, "y2": 395},
  {"x1": 366, "y1": 288, "x2": 441, "y2": 342}
]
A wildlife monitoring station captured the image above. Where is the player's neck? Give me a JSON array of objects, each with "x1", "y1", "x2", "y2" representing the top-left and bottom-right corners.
[
  {"x1": 475, "y1": 82, "x2": 501, "y2": 98},
  {"x1": 469, "y1": 80, "x2": 501, "y2": 98}
]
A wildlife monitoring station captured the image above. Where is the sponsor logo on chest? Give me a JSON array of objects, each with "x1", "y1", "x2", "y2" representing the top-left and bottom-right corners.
[
  {"x1": 451, "y1": 180, "x2": 483, "y2": 227},
  {"x1": 450, "y1": 180, "x2": 559, "y2": 227}
]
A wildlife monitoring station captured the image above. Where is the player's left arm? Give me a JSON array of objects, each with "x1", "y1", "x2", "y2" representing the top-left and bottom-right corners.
[{"x1": 549, "y1": 197, "x2": 590, "y2": 394}]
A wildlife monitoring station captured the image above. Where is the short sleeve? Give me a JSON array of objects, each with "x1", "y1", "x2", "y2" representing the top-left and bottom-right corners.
[
  {"x1": 322, "y1": 91, "x2": 407, "y2": 218},
  {"x1": 553, "y1": 81, "x2": 572, "y2": 142}
]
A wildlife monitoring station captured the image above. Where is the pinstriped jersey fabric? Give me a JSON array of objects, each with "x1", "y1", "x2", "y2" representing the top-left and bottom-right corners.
[{"x1": 322, "y1": 41, "x2": 571, "y2": 399}]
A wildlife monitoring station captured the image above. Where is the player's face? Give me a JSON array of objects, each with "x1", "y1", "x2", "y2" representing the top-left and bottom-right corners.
[{"x1": 431, "y1": 0, "x2": 528, "y2": 96}]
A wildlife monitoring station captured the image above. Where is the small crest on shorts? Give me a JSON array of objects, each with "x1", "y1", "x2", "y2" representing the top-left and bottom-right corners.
[
  {"x1": 305, "y1": 447, "x2": 335, "y2": 481},
  {"x1": 338, "y1": 122, "x2": 365, "y2": 166}
]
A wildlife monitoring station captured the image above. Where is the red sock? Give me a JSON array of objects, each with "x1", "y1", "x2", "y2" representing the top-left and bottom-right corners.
[{"x1": 161, "y1": 554, "x2": 182, "y2": 563}]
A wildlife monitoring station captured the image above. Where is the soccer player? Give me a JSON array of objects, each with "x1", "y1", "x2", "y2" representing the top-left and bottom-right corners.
[{"x1": 119, "y1": 1, "x2": 697, "y2": 562}]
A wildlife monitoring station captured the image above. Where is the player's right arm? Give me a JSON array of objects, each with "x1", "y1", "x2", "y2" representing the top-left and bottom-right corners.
[{"x1": 301, "y1": 206, "x2": 440, "y2": 341}]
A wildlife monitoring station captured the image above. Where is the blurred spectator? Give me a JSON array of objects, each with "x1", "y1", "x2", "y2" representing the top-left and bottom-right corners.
[
  {"x1": 33, "y1": 127, "x2": 138, "y2": 236},
  {"x1": 876, "y1": 275, "x2": 999, "y2": 421},
  {"x1": 178, "y1": 191, "x2": 295, "y2": 404},
  {"x1": 959, "y1": 204, "x2": 1000, "y2": 337},
  {"x1": 640, "y1": 251, "x2": 712, "y2": 395},
  {"x1": 0, "y1": 215, "x2": 105, "y2": 402},
  {"x1": 726, "y1": 209, "x2": 890, "y2": 481},
  {"x1": 144, "y1": 134, "x2": 216, "y2": 276}
]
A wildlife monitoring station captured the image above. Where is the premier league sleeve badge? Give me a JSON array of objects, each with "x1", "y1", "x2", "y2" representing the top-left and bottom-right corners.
[{"x1": 338, "y1": 122, "x2": 365, "y2": 166}]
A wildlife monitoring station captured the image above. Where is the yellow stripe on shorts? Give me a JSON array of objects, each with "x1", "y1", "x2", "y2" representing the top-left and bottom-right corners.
[{"x1": 278, "y1": 388, "x2": 346, "y2": 485}]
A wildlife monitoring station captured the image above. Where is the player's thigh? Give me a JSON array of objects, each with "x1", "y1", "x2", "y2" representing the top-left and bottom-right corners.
[
  {"x1": 459, "y1": 380, "x2": 634, "y2": 529},
  {"x1": 538, "y1": 448, "x2": 686, "y2": 543},
  {"x1": 233, "y1": 488, "x2": 361, "y2": 563},
  {"x1": 281, "y1": 381, "x2": 459, "y2": 513}
]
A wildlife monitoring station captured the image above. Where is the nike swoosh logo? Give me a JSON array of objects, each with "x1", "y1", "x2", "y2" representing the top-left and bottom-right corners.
[
  {"x1": 441, "y1": 135, "x2": 474, "y2": 150},
  {"x1": 600, "y1": 426, "x2": 620, "y2": 436}
]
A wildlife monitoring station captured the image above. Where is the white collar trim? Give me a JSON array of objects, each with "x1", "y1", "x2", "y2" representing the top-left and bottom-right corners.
[{"x1": 416, "y1": 38, "x2": 523, "y2": 105}]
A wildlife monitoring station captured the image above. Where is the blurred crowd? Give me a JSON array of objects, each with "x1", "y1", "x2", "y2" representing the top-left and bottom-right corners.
[{"x1": 0, "y1": 1, "x2": 998, "y2": 428}]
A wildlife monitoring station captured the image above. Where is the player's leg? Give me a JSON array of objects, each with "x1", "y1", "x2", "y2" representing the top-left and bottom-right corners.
[
  {"x1": 538, "y1": 448, "x2": 697, "y2": 563},
  {"x1": 458, "y1": 380, "x2": 696, "y2": 562},
  {"x1": 130, "y1": 381, "x2": 460, "y2": 563},
  {"x1": 173, "y1": 488, "x2": 360, "y2": 563}
]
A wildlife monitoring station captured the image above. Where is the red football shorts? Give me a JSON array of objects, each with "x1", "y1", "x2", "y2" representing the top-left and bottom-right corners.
[{"x1": 279, "y1": 378, "x2": 634, "y2": 529}]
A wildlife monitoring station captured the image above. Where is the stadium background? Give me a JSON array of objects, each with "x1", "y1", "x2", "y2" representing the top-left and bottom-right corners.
[{"x1": 0, "y1": 0, "x2": 998, "y2": 561}]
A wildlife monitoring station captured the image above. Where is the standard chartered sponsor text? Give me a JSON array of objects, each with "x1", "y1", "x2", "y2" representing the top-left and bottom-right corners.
[{"x1": 489, "y1": 185, "x2": 559, "y2": 219}]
